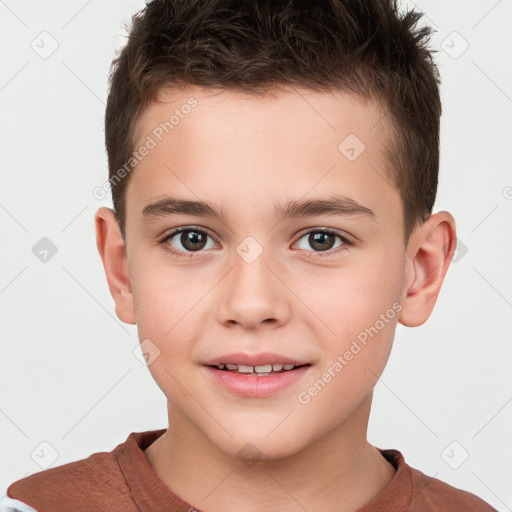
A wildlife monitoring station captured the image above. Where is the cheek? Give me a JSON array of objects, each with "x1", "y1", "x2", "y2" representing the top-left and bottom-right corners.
[
  {"x1": 296, "y1": 312, "x2": 397, "y2": 424},
  {"x1": 130, "y1": 258, "x2": 204, "y2": 337},
  {"x1": 296, "y1": 249, "x2": 403, "y2": 338},
  {"x1": 129, "y1": 276, "x2": 203, "y2": 400},
  {"x1": 293, "y1": 247, "x2": 403, "y2": 397},
  {"x1": 130, "y1": 274, "x2": 199, "y2": 399}
]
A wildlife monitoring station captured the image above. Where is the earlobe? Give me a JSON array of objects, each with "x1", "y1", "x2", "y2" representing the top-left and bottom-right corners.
[
  {"x1": 399, "y1": 212, "x2": 457, "y2": 327},
  {"x1": 94, "y1": 207, "x2": 136, "y2": 325}
]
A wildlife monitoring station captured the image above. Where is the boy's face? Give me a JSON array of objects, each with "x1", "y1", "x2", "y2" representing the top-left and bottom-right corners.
[{"x1": 109, "y1": 86, "x2": 414, "y2": 458}]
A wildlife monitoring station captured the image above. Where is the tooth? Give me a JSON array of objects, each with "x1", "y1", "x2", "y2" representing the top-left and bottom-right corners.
[
  {"x1": 272, "y1": 363, "x2": 283, "y2": 371},
  {"x1": 255, "y1": 364, "x2": 272, "y2": 373},
  {"x1": 283, "y1": 364, "x2": 295, "y2": 370},
  {"x1": 225, "y1": 363, "x2": 237, "y2": 370},
  {"x1": 237, "y1": 365, "x2": 254, "y2": 373},
  {"x1": 217, "y1": 364, "x2": 225, "y2": 369},
  {"x1": 256, "y1": 372, "x2": 272, "y2": 376}
]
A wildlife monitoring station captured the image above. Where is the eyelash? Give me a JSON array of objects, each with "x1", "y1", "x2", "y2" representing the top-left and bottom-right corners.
[{"x1": 159, "y1": 226, "x2": 352, "y2": 260}]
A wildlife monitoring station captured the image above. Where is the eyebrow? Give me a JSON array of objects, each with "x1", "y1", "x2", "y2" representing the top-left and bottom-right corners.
[{"x1": 141, "y1": 195, "x2": 375, "y2": 223}]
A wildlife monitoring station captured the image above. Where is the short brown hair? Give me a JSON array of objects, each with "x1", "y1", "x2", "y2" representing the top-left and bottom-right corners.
[{"x1": 105, "y1": 0, "x2": 441, "y2": 240}]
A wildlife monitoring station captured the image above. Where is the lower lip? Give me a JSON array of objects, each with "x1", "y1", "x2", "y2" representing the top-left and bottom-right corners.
[{"x1": 203, "y1": 365, "x2": 311, "y2": 398}]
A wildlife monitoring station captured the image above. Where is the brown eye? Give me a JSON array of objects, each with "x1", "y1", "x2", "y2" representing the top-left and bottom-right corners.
[
  {"x1": 163, "y1": 228, "x2": 215, "y2": 254},
  {"x1": 308, "y1": 232, "x2": 336, "y2": 251},
  {"x1": 178, "y1": 230, "x2": 207, "y2": 251},
  {"x1": 295, "y1": 229, "x2": 349, "y2": 255}
]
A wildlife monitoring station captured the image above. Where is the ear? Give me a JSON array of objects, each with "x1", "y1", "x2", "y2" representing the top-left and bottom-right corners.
[
  {"x1": 94, "y1": 207, "x2": 136, "y2": 324},
  {"x1": 398, "y1": 211, "x2": 457, "y2": 327}
]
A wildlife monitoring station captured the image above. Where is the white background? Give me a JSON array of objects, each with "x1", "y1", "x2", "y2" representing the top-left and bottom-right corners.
[{"x1": 1, "y1": 0, "x2": 511, "y2": 510}]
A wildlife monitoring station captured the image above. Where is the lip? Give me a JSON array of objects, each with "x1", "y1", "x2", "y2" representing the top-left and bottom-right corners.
[
  {"x1": 202, "y1": 351, "x2": 310, "y2": 367},
  {"x1": 202, "y1": 363, "x2": 311, "y2": 398}
]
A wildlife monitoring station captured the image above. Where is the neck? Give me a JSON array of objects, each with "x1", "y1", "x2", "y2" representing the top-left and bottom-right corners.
[{"x1": 145, "y1": 393, "x2": 396, "y2": 512}]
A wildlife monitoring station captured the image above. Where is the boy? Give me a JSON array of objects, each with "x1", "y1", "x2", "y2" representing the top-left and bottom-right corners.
[{"x1": 2, "y1": 0, "x2": 497, "y2": 510}]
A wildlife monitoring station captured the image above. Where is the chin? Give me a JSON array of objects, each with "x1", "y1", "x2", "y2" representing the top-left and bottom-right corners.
[{"x1": 211, "y1": 426, "x2": 312, "y2": 462}]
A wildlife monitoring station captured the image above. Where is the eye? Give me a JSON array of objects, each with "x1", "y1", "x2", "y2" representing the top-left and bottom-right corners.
[
  {"x1": 294, "y1": 228, "x2": 351, "y2": 257},
  {"x1": 160, "y1": 226, "x2": 216, "y2": 258},
  {"x1": 159, "y1": 226, "x2": 352, "y2": 260}
]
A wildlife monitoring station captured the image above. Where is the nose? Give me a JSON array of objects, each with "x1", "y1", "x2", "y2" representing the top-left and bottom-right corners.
[{"x1": 216, "y1": 245, "x2": 291, "y2": 331}]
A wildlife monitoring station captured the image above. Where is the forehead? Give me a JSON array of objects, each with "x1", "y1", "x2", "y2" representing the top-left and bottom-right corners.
[
  {"x1": 126, "y1": 85, "x2": 400, "y2": 229},
  {"x1": 135, "y1": 85, "x2": 392, "y2": 152}
]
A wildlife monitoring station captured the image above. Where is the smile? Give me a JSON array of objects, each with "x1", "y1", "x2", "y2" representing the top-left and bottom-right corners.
[
  {"x1": 203, "y1": 363, "x2": 311, "y2": 398},
  {"x1": 212, "y1": 362, "x2": 307, "y2": 376}
]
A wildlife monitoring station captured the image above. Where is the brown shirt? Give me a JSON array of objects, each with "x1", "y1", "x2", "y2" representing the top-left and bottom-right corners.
[{"x1": 6, "y1": 429, "x2": 496, "y2": 511}]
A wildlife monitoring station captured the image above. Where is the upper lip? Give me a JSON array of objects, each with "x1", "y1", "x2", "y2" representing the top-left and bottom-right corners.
[{"x1": 202, "y1": 352, "x2": 311, "y2": 367}]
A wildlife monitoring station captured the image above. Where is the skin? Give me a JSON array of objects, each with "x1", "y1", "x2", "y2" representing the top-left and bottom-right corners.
[{"x1": 95, "y1": 85, "x2": 456, "y2": 512}]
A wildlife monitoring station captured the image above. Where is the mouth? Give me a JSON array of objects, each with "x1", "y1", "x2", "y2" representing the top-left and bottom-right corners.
[
  {"x1": 207, "y1": 362, "x2": 311, "y2": 376},
  {"x1": 202, "y1": 359, "x2": 312, "y2": 398}
]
